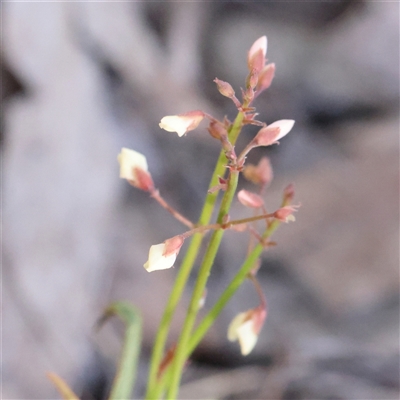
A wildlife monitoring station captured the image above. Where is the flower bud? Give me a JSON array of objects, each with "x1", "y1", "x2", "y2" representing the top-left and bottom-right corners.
[
  {"x1": 214, "y1": 78, "x2": 235, "y2": 98},
  {"x1": 237, "y1": 189, "x2": 264, "y2": 208},
  {"x1": 227, "y1": 306, "x2": 267, "y2": 356},
  {"x1": 253, "y1": 126, "x2": 281, "y2": 147},
  {"x1": 143, "y1": 237, "x2": 184, "y2": 272},
  {"x1": 117, "y1": 148, "x2": 154, "y2": 191},
  {"x1": 283, "y1": 183, "x2": 295, "y2": 203},
  {"x1": 247, "y1": 36, "x2": 267, "y2": 71},
  {"x1": 243, "y1": 157, "x2": 273, "y2": 187},
  {"x1": 207, "y1": 121, "x2": 228, "y2": 141},
  {"x1": 273, "y1": 205, "x2": 299, "y2": 223},
  {"x1": 159, "y1": 111, "x2": 205, "y2": 137},
  {"x1": 163, "y1": 235, "x2": 185, "y2": 257},
  {"x1": 246, "y1": 70, "x2": 259, "y2": 90},
  {"x1": 269, "y1": 119, "x2": 295, "y2": 141},
  {"x1": 253, "y1": 120, "x2": 295, "y2": 147},
  {"x1": 257, "y1": 63, "x2": 275, "y2": 93}
]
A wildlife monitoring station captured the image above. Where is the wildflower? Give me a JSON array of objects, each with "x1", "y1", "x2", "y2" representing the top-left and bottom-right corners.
[
  {"x1": 214, "y1": 78, "x2": 235, "y2": 98},
  {"x1": 283, "y1": 183, "x2": 295, "y2": 203},
  {"x1": 159, "y1": 111, "x2": 205, "y2": 137},
  {"x1": 256, "y1": 63, "x2": 275, "y2": 93},
  {"x1": 237, "y1": 189, "x2": 264, "y2": 208},
  {"x1": 248, "y1": 36, "x2": 267, "y2": 72},
  {"x1": 273, "y1": 205, "x2": 300, "y2": 223},
  {"x1": 143, "y1": 236, "x2": 184, "y2": 272},
  {"x1": 117, "y1": 148, "x2": 154, "y2": 191},
  {"x1": 269, "y1": 120, "x2": 295, "y2": 141},
  {"x1": 253, "y1": 120, "x2": 295, "y2": 147},
  {"x1": 227, "y1": 306, "x2": 267, "y2": 356}
]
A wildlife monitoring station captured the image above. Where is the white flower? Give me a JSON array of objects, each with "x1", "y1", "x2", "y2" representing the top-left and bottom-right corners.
[
  {"x1": 117, "y1": 148, "x2": 153, "y2": 191},
  {"x1": 248, "y1": 36, "x2": 267, "y2": 70},
  {"x1": 248, "y1": 36, "x2": 267, "y2": 62},
  {"x1": 228, "y1": 311, "x2": 258, "y2": 356},
  {"x1": 227, "y1": 307, "x2": 266, "y2": 356},
  {"x1": 267, "y1": 120, "x2": 295, "y2": 141},
  {"x1": 252, "y1": 119, "x2": 295, "y2": 148},
  {"x1": 118, "y1": 148, "x2": 148, "y2": 180},
  {"x1": 159, "y1": 111, "x2": 204, "y2": 137},
  {"x1": 143, "y1": 243, "x2": 177, "y2": 272}
]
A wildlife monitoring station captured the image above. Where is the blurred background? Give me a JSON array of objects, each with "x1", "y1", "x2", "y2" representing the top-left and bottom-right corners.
[{"x1": 2, "y1": 2, "x2": 399, "y2": 399}]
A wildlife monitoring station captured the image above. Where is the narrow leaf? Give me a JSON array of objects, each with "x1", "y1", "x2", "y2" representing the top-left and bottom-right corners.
[{"x1": 98, "y1": 301, "x2": 142, "y2": 400}]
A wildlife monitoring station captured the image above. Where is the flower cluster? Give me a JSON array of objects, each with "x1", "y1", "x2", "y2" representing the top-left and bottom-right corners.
[
  {"x1": 116, "y1": 36, "x2": 298, "y2": 363},
  {"x1": 49, "y1": 35, "x2": 300, "y2": 400}
]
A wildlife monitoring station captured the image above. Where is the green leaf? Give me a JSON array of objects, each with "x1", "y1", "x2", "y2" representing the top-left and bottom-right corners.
[{"x1": 98, "y1": 301, "x2": 142, "y2": 400}]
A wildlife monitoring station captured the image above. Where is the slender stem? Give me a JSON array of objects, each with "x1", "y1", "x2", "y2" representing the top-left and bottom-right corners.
[
  {"x1": 248, "y1": 274, "x2": 267, "y2": 308},
  {"x1": 153, "y1": 216, "x2": 284, "y2": 397},
  {"x1": 167, "y1": 168, "x2": 240, "y2": 399},
  {"x1": 224, "y1": 212, "x2": 275, "y2": 227},
  {"x1": 145, "y1": 112, "x2": 244, "y2": 400},
  {"x1": 179, "y1": 212, "x2": 276, "y2": 240},
  {"x1": 151, "y1": 189, "x2": 194, "y2": 229},
  {"x1": 187, "y1": 217, "x2": 282, "y2": 355},
  {"x1": 237, "y1": 141, "x2": 256, "y2": 163}
]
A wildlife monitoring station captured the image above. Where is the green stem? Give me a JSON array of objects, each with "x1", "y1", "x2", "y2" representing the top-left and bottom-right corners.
[
  {"x1": 155, "y1": 213, "x2": 283, "y2": 398},
  {"x1": 167, "y1": 168, "x2": 240, "y2": 399},
  {"x1": 145, "y1": 112, "x2": 244, "y2": 399},
  {"x1": 188, "y1": 218, "x2": 281, "y2": 354}
]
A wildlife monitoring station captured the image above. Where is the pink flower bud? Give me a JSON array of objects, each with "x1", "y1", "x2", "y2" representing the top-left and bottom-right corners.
[
  {"x1": 253, "y1": 120, "x2": 295, "y2": 147},
  {"x1": 283, "y1": 183, "x2": 295, "y2": 203},
  {"x1": 143, "y1": 237, "x2": 184, "y2": 272},
  {"x1": 257, "y1": 63, "x2": 275, "y2": 92},
  {"x1": 163, "y1": 236, "x2": 184, "y2": 257},
  {"x1": 243, "y1": 157, "x2": 273, "y2": 187},
  {"x1": 207, "y1": 121, "x2": 228, "y2": 141},
  {"x1": 214, "y1": 78, "x2": 235, "y2": 98},
  {"x1": 117, "y1": 148, "x2": 154, "y2": 191},
  {"x1": 249, "y1": 50, "x2": 265, "y2": 74},
  {"x1": 253, "y1": 125, "x2": 281, "y2": 147},
  {"x1": 159, "y1": 111, "x2": 205, "y2": 137},
  {"x1": 247, "y1": 70, "x2": 259, "y2": 90},
  {"x1": 248, "y1": 36, "x2": 267, "y2": 71},
  {"x1": 227, "y1": 306, "x2": 267, "y2": 356},
  {"x1": 273, "y1": 205, "x2": 299, "y2": 223},
  {"x1": 237, "y1": 189, "x2": 264, "y2": 208}
]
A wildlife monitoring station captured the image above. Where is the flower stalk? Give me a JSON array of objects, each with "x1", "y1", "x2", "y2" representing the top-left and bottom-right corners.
[
  {"x1": 145, "y1": 111, "x2": 245, "y2": 399},
  {"x1": 49, "y1": 35, "x2": 298, "y2": 400},
  {"x1": 116, "y1": 36, "x2": 297, "y2": 400}
]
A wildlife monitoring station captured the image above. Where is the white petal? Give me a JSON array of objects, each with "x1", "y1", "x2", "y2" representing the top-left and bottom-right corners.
[
  {"x1": 144, "y1": 243, "x2": 177, "y2": 272},
  {"x1": 227, "y1": 311, "x2": 248, "y2": 341},
  {"x1": 118, "y1": 148, "x2": 148, "y2": 181},
  {"x1": 248, "y1": 36, "x2": 267, "y2": 60},
  {"x1": 267, "y1": 120, "x2": 295, "y2": 141},
  {"x1": 228, "y1": 310, "x2": 259, "y2": 356},
  {"x1": 159, "y1": 116, "x2": 190, "y2": 137},
  {"x1": 237, "y1": 320, "x2": 258, "y2": 356}
]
